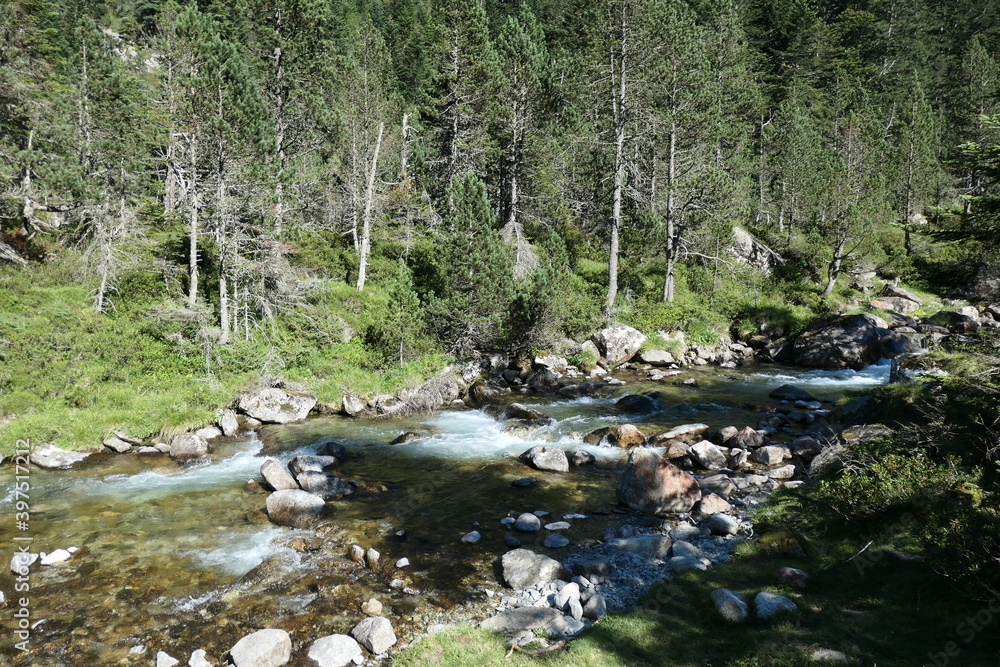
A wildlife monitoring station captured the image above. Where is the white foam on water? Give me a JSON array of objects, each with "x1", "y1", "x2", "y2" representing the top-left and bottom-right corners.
[
  {"x1": 749, "y1": 359, "x2": 892, "y2": 390},
  {"x1": 79, "y1": 437, "x2": 265, "y2": 500},
  {"x1": 173, "y1": 590, "x2": 218, "y2": 613},
  {"x1": 410, "y1": 410, "x2": 540, "y2": 458},
  {"x1": 182, "y1": 526, "x2": 298, "y2": 576}
]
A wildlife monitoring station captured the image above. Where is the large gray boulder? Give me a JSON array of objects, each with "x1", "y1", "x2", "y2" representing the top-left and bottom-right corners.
[
  {"x1": 229, "y1": 628, "x2": 291, "y2": 667},
  {"x1": 350, "y1": 616, "x2": 396, "y2": 655},
  {"x1": 591, "y1": 324, "x2": 647, "y2": 367},
  {"x1": 288, "y1": 455, "x2": 340, "y2": 476},
  {"x1": 168, "y1": 433, "x2": 209, "y2": 461},
  {"x1": 755, "y1": 591, "x2": 798, "y2": 619},
  {"x1": 238, "y1": 388, "x2": 317, "y2": 424},
  {"x1": 712, "y1": 589, "x2": 748, "y2": 623},
  {"x1": 688, "y1": 440, "x2": 728, "y2": 470},
  {"x1": 217, "y1": 408, "x2": 240, "y2": 436},
  {"x1": 260, "y1": 459, "x2": 299, "y2": 491},
  {"x1": 519, "y1": 445, "x2": 569, "y2": 473},
  {"x1": 638, "y1": 350, "x2": 675, "y2": 366},
  {"x1": 29, "y1": 444, "x2": 90, "y2": 469},
  {"x1": 102, "y1": 436, "x2": 132, "y2": 453},
  {"x1": 265, "y1": 489, "x2": 326, "y2": 528},
  {"x1": 295, "y1": 471, "x2": 354, "y2": 500},
  {"x1": 792, "y1": 314, "x2": 886, "y2": 370},
  {"x1": 501, "y1": 549, "x2": 564, "y2": 590},
  {"x1": 616, "y1": 448, "x2": 702, "y2": 514},
  {"x1": 307, "y1": 635, "x2": 363, "y2": 667}
]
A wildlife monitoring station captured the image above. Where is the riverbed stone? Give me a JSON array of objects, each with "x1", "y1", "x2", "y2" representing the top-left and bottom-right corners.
[
  {"x1": 229, "y1": 628, "x2": 291, "y2": 667},
  {"x1": 768, "y1": 384, "x2": 817, "y2": 402},
  {"x1": 217, "y1": 408, "x2": 239, "y2": 436},
  {"x1": 194, "y1": 426, "x2": 223, "y2": 440},
  {"x1": 609, "y1": 535, "x2": 673, "y2": 558},
  {"x1": 751, "y1": 445, "x2": 792, "y2": 466},
  {"x1": 811, "y1": 649, "x2": 850, "y2": 663},
  {"x1": 188, "y1": 650, "x2": 212, "y2": 667},
  {"x1": 707, "y1": 513, "x2": 739, "y2": 535},
  {"x1": 712, "y1": 589, "x2": 748, "y2": 623},
  {"x1": 545, "y1": 521, "x2": 571, "y2": 531},
  {"x1": 793, "y1": 314, "x2": 885, "y2": 370},
  {"x1": 767, "y1": 464, "x2": 797, "y2": 480},
  {"x1": 615, "y1": 423, "x2": 646, "y2": 448},
  {"x1": 615, "y1": 394, "x2": 659, "y2": 414},
  {"x1": 616, "y1": 448, "x2": 702, "y2": 514},
  {"x1": 650, "y1": 423, "x2": 710, "y2": 445},
  {"x1": 295, "y1": 471, "x2": 354, "y2": 500},
  {"x1": 791, "y1": 436, "x2": 823, "y2": 459},
  {"x1": 501, "y1": 548, "x2": 563, "y2": 590},
  {"x1": 519, "y1": 445, "x2": 569, "y2": 472},
  {"x1": 169, "y1": 433, "x2": 209, "y2": 461},
  {"x1": 260, "y1": 459, "x2": 298, "y2": 491},
  {"x1": 584, "y1": 593, "x2": 607, "y2": 619},
  {"x1": 570, "y1": 450, "x2": 596, "y2": 466},
  {"x1": 712, "y1": 426, "x2": 739, "y2": 446},
  {"x1": 351, "y1": 616, "x2": 397, "y2": 655},
  {"x1": 40, "y1": 548, "x2": 73, "y2": 565},
  {"x1": 30, "y1": 443, "x2": 90, "y2": 469},
  {"x1": 638, "y1": 349, "x2": 675, "y2": 366},
  {"x1": 544, "y1": 534, "x2": 570, "y2": 548},
  {"x1": 288, "y1": 455, "x2": 340, "y2": 476},
  {"x1": 155, "y1": 652, "x2": 179, "y2": 667},
  {"x1": 265, "y1": 489, "x2": 326, "y2": 528},
  {"x1": 462, "y1": 531, "x2": 482, "y2": 544},
  {"x1": 554, "y1": 582, "x2": 580, "y2": 610},
  {"x1": 698, "y1": 492, "x2": 732, "y2": 514},
  {"x1": 776, "y1": 566, "x2": 810, "y2": 588},
  {"x1": 733, "y1": 427, "x2": 765, "y2": 449},
  {"x1": 670, "y1": 556, "x2": 708, "y2": 572},
  {"x1": 239, "y1": 387, "x2": 317, "y2": 424},
  {"x1": 591, "y1": 324, "x2": 647, "y2": 367},
  {"x1": 514, "y1": 513, "x2": 541, "y2": 532},
  {"x1": 365, "y1": 548, "x2": 381, "y2": 569},
  {"x1": 689, "y1": 440, "x2": 728, "y2": 470},
  {"x1": 102, "y1": 436, "x2": 132, "y2": 453},
  {"x1": 755, "y1": 591, "x2": 798, "y2": 619},
  {"x1": 307, "y1": 635, "x2": 363, "y2": 667}
]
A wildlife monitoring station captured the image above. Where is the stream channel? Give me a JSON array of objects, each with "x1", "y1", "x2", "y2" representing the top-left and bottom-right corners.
[{"x1": 2, "y1": 362, "x2": 891, "y2": 665}]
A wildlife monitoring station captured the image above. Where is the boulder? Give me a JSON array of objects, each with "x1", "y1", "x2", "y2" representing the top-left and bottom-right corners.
[
  {"x1": 480, "y1": 607, "x2": 579, "y2": 638},
  {"x1": 759, "y1": 338, "x2": 793, "y2": 363},
  {"x1": 615, "y1": 394, "x2": 660, "y2": 414},
  {"x1": 316, "y1": 440, "x2": 347, "y2": 459},
  {"x1": 699, "y1": 474, "x2": 737, "y2": 498},
  {"x1": 307, "y1": 635, "x2": 363, "y2": 667},
  {"x1": 350, "y1": 616, "x2": 396, "y2": 655},
  {"x1": 791, "y1": 436, "x2": 823, "y2": 460},
  {"x1": 711, "y1": 426, "x2": 739, "y2": 446},
  {"x1": 168, "y1": 433, "x2": 209, "y2": 461},
  {"x1": 650, "y1": 423, "x2": 709, "y2": 445},
  {"x1": 514, "y1": 513, "x2": 541, "y2": 532},
  {"x1": 638, "y1": 350, "x2": 675, "y2": 366},
  {"x1": 467, "y1": 377, "x2": 511, "y2": 407},
  {"x1": 260, "y1": 460, "x2": 299, "y2": 491},
  {"x1": 526, "y1": 368, "x2": 560, "y2": 391},
  {"x1": 404, "y1": 368, "x2": 463, "y2": 413},
  {"x1": 557, "y1": 382, "x2": 604, "y2": 399},
  {"x1": 102, "y1": 436, "x2": 132, "y2": 453},
  {"x1": 584, "y1": 594, "x2": 608, "y2": 620},
  {"x1": 570, "y1": 450, "x2": 596, "y2": 466},
  {"x1": 194, "y1": 426, "x2": 223, "y2": 440},
  {"x1": 591, "y1": 324, "x2": 647, "y2": 367},
  {"x1": 218, "y1": 408, "x2": 240, "y2": 436},
  {"x1": 506, "y1": 403, "x2": 546, "y2": 421},
  {"x1": 584, "y1": 426, "x2": 616, "y2": 446},
  {"x1": 615, "y1": 424, "x2": 646, "y2": 448},
  {"x1": 688, "y1": 440, "x2": 728, "y2": 470},
  {"x1": 881, "y1": 283, "x2": 923, "y2": 305},
  {"x1": 288, "y1": 455, "x2": 340, "y2": 476},
  {"x1": 707, "y1": 513, "x2": 739, "y2": 535},
  {"x1": 501, "y1": 549, "x2": 563, "y2": 590},
  {"x1": 732, "y1": 427, "x2": 764, "y2": 449},
  {"x1": 519, "y1": 445, "x2": 569, "y2": 473},
  {"x1": 534, "y1": 355, "x2": 569, "y2": 372},
  {"x1": 766, "y1": 464, "x2": 797, "y2": 480},
  {"x1": 616, "y1": 448, "x2": 702, "y2": 514},
  {"x1": 670, "y1": 556, "x2": 708, "y2": 572},
  {"x1": 870, "y1": 297, "x2": 919, "y2": 315},
  {"x1": 751, "y1": 445, "x2": 792, "y2": 466},
  {"x1": 776, "y1": 566, "x2": 810, "y2": 589},
  {"x1": 341, "y1": 393, "x2": 367, "y2": 417},
  {"x1": 792, "y1": 314, "x2": 886, "y2": 370},
  {"x1": 239, "y1": 387, "x2": 317, "y2": 424},
  {"x1": 265, "y1": 489, "x2": 326, "y2": 528},
  {"x1": 755, "y1": 591, "x2": 798, "y2": 619},
  {"x1": 698, "y1": 493, "x2": 732, "y2": 514},
  {"x1": 768, "y1": 384, "x2": 816, "y2": 402},
  {"x1": 712, "y1": 589, "x2": 748, "y2": 623},
  {"x1": 229, "y1": 629, "x2": 291, "y2": 667},
  {"x1": 544, "y1": 534, "x2": 570, "y2": 548},
  {"x1": 28, "y1": 444, "x2": 90, "y2": 470},
  {"x1": 390, "y1": 432, "x2": 421, "y2": 445},
  {"x1": 295, "y1": 471, "x2": 354, "y2": 500}
]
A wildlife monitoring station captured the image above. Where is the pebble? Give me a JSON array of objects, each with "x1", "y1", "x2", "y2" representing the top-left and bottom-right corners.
[
  {"x1": 514, "y1": 513, "x2": 541, "y2": 532},
  {"x1": 504, "y1": 536, "x2": 522, "y2": 548},
  {"x1": 512, "y1": 478, "x2": 537, "y2": 488},
  {"x1": 395, "y1": 557, "x2": 410, "y2": 569},
  {"x1": 544, "y1": 521, "x2": 571, "y2": 531},
  {"x1": 544, "y1": 534, "x2": 570, "y2": 548},
  {"x1": 563, "y1": 513, "x2": 589, "y2": 520},
  {"x1": 461, "y1": 531, "x2": 482, "y2": 544}
]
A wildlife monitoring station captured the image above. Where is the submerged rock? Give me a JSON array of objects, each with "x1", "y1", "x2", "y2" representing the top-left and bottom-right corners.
[{"x1": 616, "y1": 448, "x2": 702, "y2": 514}]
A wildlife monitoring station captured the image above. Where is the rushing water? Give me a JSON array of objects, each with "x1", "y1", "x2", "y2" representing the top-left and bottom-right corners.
[{"x1": 1, "y1": 362, "x2": 890, "y2": 665}]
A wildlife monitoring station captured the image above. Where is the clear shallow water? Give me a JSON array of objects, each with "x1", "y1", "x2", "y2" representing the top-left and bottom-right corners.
[{"x1": 0, "y1": 362, "x2": 889, "y2": 665}]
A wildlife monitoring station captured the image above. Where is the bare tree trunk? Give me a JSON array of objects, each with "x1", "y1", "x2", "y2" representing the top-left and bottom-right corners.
[
  {"x1": 187, "y1": 135, "x2": 199, "y2": 308},
  {"x1": 356, "y1": 121, "x2": 384, "y2": 292},
  {"x1": 400, "y1": 112, "x2": 411, "y2": 180},
  {"x1": 605, "y1": 12, "x2": 627, "y2": 317},
  {"x1": 217, "y1": 163, "x2": 230, "y2": 344},
  {"x1": 272, "y1": 15, "x2": 286, "y2": 236},
  {"x1": 663, "y1": 121, "x2": 677, "y2": 302}
]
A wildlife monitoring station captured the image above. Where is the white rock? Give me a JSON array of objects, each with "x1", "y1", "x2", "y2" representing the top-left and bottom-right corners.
[
  {"x1": 461, "y1": 531, "x2": 482, "y2": 544},
  {"x1": 217, "y1": 408, "x2": 240, "y2": 436},
  {"x1": 554, "y1": 582, "x2": 580, "y2": 610},
  {"x1": 351, "y1": 616, "x2": 397, "y2": 655},
  {"x1": 194, "y1": 426, "x2": 223, "y2": 440},
  {"x1": 707, "y1": 513, "x2": 739, "y2": 536},
  {"x1": 545, "y1": 521, "x2": 571, "y2": 531},
  {"x1": 156, "y1": 651, "x2": 180, "y2": 667},
  {"x1": 689, "y1": 440, "x2": 728, "y2": 470},
  {"x1": 10, "y1": 552, "x2": 38, "y2": 575},
  {"x1": 188, "y1": 649, "x2": 212, "y2": 667},
  {"x1": 40, "y1": 549, "x2": 73, "y2": 566},
  {"x1": 229, "y1": 628, "x2": 291, "y2": 667},
  {"x1": 395, "y1": 557, "x2": 410, "y2": 569},
  {"x1": 307, "y1": 635, "x2": 363, "y2": 667}
]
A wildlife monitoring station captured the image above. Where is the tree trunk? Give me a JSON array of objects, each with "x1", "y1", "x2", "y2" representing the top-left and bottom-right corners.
[
  {"x1": 187, "y1": 135, "x2": 199, "y2": 308},
  {"x1": 822, "y1": 237, "x2": 846, "y2": 298},
  {"x1": 662, "y1": 121, "x2": 678, "y2": 303},
  {"x1": 400, "y1": 112, "x2": 411, "y2": 180},
  {"x1": 605, "y1": 12, "x2": 627, "y2": 317},
  {"x1": 356, "y1": 121, "x2": 384, "y2": 292}
]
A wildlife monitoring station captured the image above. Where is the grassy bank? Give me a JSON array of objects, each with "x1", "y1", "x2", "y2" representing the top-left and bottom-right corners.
[{"x1": 0, "y1": 256, "x2": 451, "y2": 456}]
